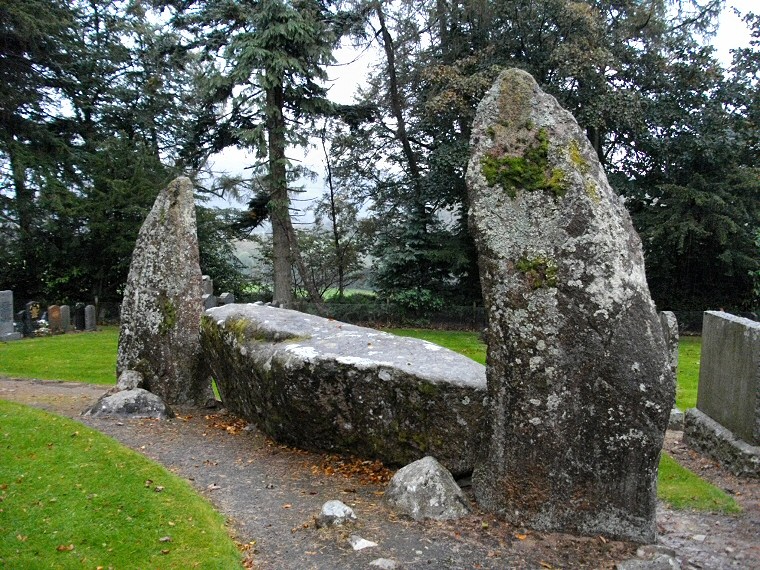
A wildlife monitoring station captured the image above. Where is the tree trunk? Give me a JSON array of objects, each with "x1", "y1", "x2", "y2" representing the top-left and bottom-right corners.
[{"x1": 266, "y1": 79, "x2": 328, "y2": 312}]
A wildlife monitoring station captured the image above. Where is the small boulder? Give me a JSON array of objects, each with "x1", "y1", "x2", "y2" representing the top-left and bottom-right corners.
[
  {"x1": 84, "y1": 388, "x2": 173, "y2": 419},
  {"x1": 316, "y1": 500, "x2": 357, "y2": 528},
  {"x1": 385, "y1": 456, "x2": 469, "y2": 521},
  {"x1": 348, "y1": 535, "x2": 377, "y2": 551},
  {"x1": 117, "y1": 369, "x2": 144, "y2": 391}
]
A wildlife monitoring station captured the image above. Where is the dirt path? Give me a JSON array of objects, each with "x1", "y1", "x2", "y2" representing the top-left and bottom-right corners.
[{"x1": 1, "y1": 377, "x2": 758, "y2": 569}]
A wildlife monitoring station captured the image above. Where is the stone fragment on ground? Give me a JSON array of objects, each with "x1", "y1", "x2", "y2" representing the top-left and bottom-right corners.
[
  {"x1": 316, "y1": 500, "x2": 357, "y2": 528},
  {"x1": 384, "y1": 456, "x2": 470, "y2": 521},
  {"x1": 200, "y1": 303, "x2": 486, "y2": 476},
  {"x1": 83, "y1": 388, "x2": 173, "y2": 419},
  {"x1": 369, "y1": 558, "x2": 397, "y2": 569},
  {"x1": 466, "y1": 68, "x2": 674, "y2": 543},
  {"x1": 348, "y1": 534, "x2": 377, "y2": 551},
  {"x1": 117, "y1": 176, "x2": 210, "y2": 405}
]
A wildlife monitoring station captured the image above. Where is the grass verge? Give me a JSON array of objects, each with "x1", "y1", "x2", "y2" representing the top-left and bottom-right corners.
[
  {"x1": 658, "y1": 452, "x2": 740, "y2": 513},
  {"x1": 0, "y1": 400, "x2": 243, "y2": 569},
  {"x1": 676, "y1": 336, "x2": 701, "y2": 411},
  {"x1": 0, "y1": 327, "x2": 119, "y2": 384}
]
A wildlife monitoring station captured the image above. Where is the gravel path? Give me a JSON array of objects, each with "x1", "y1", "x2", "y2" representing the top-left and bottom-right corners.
[{"x1": 1, "y1": 377, "x2": 758, "y2": 569}]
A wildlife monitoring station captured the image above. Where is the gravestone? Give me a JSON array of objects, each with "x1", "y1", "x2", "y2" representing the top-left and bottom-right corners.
[
  {"x1": 684, "y1": 311, "x2": 760, "y2": 477},
  {"x1": 202, "y1": 275, "x2": 214, "y2": 295},
  {"x1": 59, "y1": 305, "x2": 71, "y2": 333},
  {"x1": 24, "y1": 302, "x2": 40, "y2": 335},
  {"x1": 84, "y1": 305, "x2": 96, "y2": 331},
  {"x1": 74, "y1": 303, "x2": 86, "y2": 330},
  {"x1": 0, "y1": 291, "x2": 22, "y2": 341},
  {"x1": 218, "y1": 292, "x2": 235, "y2": 305},
  {"x1": 202, "y1": 293, "x2": 217, "y2": 310},
  {"x1": 16, "y1": 310, "x2": 30, "y2": 336},
  {"x1": 466, "y1": 68, "x2": 673, "y2": 542},
  {"x1": 117, "y1": 176, "x2": 209, "y2": 405},
  {"x1": 48, "y1": 305, "x2": 62, "y2": 333}
]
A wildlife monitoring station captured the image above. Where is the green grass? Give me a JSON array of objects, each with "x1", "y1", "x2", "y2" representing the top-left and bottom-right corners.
[
  {"x1": 0, "y1": 327, "x2": 119, "y2": 384},
  {"x1": 384, "y1": 328, "x2": 486, "y2": 365},
  {"x1": 676, "y1": 336, "x2": 701, "y2": 411},
  {"x1": 0, "y1": 400, "x2": 243, "y2": 569},
  {"x1": 658, "y1": 452, "x2": 740, "y2": 513}
]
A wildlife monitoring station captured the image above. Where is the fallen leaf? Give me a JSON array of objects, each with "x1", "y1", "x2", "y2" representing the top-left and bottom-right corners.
[
  {"x1": 144, "y1": 480, "x2": 153, "y2": 488},
  {"x1": 16, "y1": 534, "x2": 28, "y2": 542},
  {"x1": 515, "y1": 533, "x2": 527, "y2": 540},
  {"x1": 207, "y1": 483, "x2": 221, "y2": 491},
  {"x1": 56, "y1": 544, "x2": 74, "y2": 552},
  {"x1": 159, "y1": 536, "x2": 172, "y2": 543},
  {"x1": 154, "y1": 486, "x2": 165, "y2": 493},
  {"x1": 160, "y1": 549, "x2": 170, "y2": 555},
  {"x1": 282, "y1": 503, "x2": 292, "y2": 509},
  {"x1": 539, "y1": 562, "x2": 553, "y2": 569},
  {"x1": 599, "y1": 535, "x2": 608, "y2": 544}
]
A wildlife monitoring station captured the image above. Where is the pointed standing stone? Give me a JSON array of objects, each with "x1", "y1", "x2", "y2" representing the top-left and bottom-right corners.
[
  {"x1": 466, "y1": 69, "x2": 673, "y2": 543},
  {"x1": 117, "y1": 176, "x2": 210, "y2": 405}
]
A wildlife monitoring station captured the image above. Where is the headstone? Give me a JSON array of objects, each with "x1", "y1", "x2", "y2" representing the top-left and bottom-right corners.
[
  {"x1": 202, "y1": 275, "x2": 214, "y2": 295},
  {"x1": 466, "y1": 68, "x2": 673, "y2": 543},
  {"x1": 117, "y1": 176, "x2": 210, "y2": 405},
  {"x1": 84, "y1": 305, "x2": 96, "y2": 331},
  {"x1": 48, "y1": 305, "x2": 62, "y2": 334},
  {"x1": 384, "y1": 456, "x2": 470, "y2": 521},
  {"x1": 59, "y1": 305, "x2": 71, "y2": 333},
  {"x1": 24, "y1": 302, "x2": 40, "y2": 335},
  {"x1": 74, "y1": 303, "x2": 86, "y2": 330},
  {"x1": 217, "y1": 292, "x2": 235, "y2": 305},
  {"x1": 202, "y1": 293, "x2": 217, "y2": 310},
  {"x1": 0, "y1": 291, "x2": 22, "y2": 341},
  {"x1": 16, "y1": 310, "x2": 30, "y2": 336},
  {"x1": 684, "y1": 312, "x2": 760, "y2": 477}
]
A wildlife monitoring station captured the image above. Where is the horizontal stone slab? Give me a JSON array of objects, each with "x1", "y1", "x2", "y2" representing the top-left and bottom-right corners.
[
  {"x1": 200, "y1": 304, "x2": 487, "y2": 476},
  {"x1": 684, "y1": 408, "x2": 760, "y2": 478}
]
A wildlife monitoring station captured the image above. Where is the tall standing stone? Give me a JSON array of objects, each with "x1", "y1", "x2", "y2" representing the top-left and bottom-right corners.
[
  {"x1": 0, "y1": 291, "x2": 22, "y2": 341},
  {"x1": 466, "y1": 69, "x2": 673, "y2": 543},
  {"x1": 117, "y1": 176, "x2": 209, "y2": 405}
]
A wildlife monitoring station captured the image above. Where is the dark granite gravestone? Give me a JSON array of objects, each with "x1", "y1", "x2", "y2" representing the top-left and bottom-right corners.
[
  {"x1": 85, "y1": 305, "x2": 96, "y2": 331},
  {"x1": 466, "y1": 68, "x2": 673, "y2": 543},
  {"x1": 74, "y1": 303, "x2": 86, "y2": 330}
]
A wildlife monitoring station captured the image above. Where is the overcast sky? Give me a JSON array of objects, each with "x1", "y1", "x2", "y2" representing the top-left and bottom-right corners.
[{"x1": 206, "y1": 0, "x2": 757, "y2": 221}]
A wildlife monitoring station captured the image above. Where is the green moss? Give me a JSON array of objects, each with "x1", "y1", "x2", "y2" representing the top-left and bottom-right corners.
[
  {"x1": 416, "y1": 380, "x2": 439, "y2": 397},
  {"x1": 157, "y1": 297, "x2": 176, "y2": 335},
  {"x1": 159, "y1": 207, "x2": 167, "y2": 224},
  {"x1": 481, "y1": 128, "x2": 567, "y2": 199},
  {"x1": 585, "y1": 181, "x2": 601, "y2": 203},
  {"x1": 515, "y1": 255, "x2": 558, "y2": 289},
  {"x1": 569, "y1": 139, "x2": 589, "y2": 174}
]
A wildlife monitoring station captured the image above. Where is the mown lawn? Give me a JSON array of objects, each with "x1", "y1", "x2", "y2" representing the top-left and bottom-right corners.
[
  {"x1": 0, "y1": 327, "x2": 119, "y2": 384},
  {"x1": 0, "y1": 400, "x2": 243, "y2": 569}
]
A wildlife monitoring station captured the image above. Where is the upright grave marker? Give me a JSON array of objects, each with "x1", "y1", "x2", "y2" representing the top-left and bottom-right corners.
[
  {"x1": 685, "y1": 311, "x2": 760, "y2": 477},
  {"x1": 48, "y1": 305, "x2": 62, "y2": 334},
  {"x1": 74, "y1": 303, "x2": 86, "y2": 330},
  {"x1": 466, "y1": 69, "x2": 673, "y2": 542},
  {"x1": 60, "y1": 305, "x2": 71, "y2": 333},
  {"x1": 0, "y1": 291, "x2": 22, "y2": 341},
  {"x1": 85, "y1": 305, "x2": 97, "y2": 331}
]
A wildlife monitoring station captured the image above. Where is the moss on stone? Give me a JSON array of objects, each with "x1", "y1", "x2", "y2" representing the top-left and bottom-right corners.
[
  {"x1": 416, "y1": 380, "x2": 439, "y2": 397},
  {"x1": 515, "y1": 255, "x2": 558, "y2": 289},
  {"x1": 481, "y1": 129, "x2": 567, "y2": 199},
  {"x1": 158, "y1": 297, "x2": 176, "y2": 335},
  {"x1": 569, "y1": 139, "x2": 589, "y2": 174}
]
